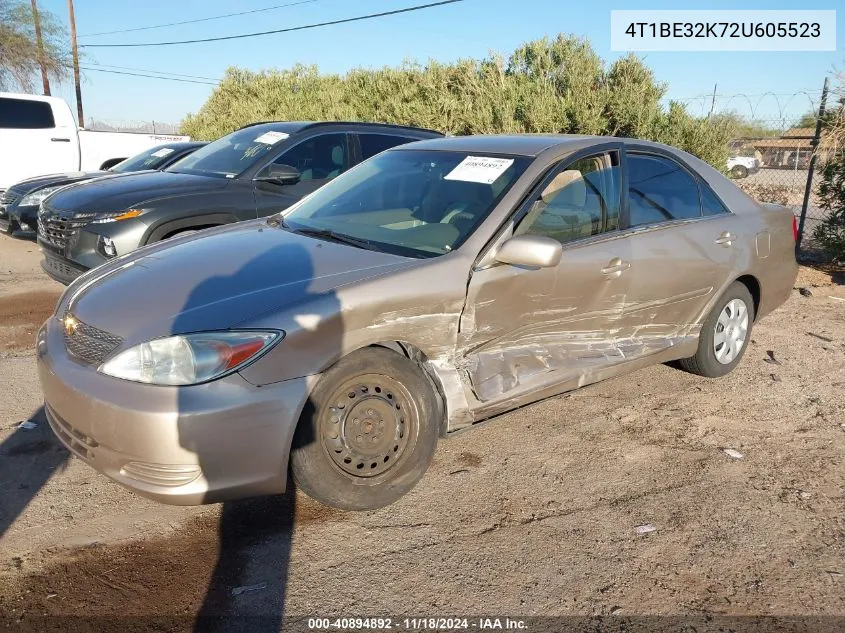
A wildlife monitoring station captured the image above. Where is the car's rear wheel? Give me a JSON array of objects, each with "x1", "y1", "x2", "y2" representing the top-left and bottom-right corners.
[
  {"x1": 730, "y1": 165, "x2": 749, "y2": 179},
  {"x1": 290, "y1": 347, "x2": 440, "y2": 510},
  {"x1": 679, "y1": 281, "x2": 755, "y2": 378}
]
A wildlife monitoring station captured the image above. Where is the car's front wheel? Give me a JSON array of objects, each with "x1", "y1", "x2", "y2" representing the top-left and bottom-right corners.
[
  {"x1": 680, "y1": 281, "x2": 755, "y2": 378},
  {"x1": 290, "y1": 347, "x2": 440, "y2": 510}
]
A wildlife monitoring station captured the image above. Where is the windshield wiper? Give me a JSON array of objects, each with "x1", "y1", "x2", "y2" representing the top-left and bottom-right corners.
[{"x1": 286, "y1": 225, "x2": 377, "y2": 251}]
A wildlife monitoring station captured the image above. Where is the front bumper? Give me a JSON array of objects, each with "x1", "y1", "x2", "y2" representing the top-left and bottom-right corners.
[
  {"x1": 37, "y1": 317, "x2": 313, "y2": 505},
  {"x1": 10, "y1": 204, "x2": 39, "y2": 228},
  {"x1": 40, "y1": 246, "x2": 89, "y2": 285}
]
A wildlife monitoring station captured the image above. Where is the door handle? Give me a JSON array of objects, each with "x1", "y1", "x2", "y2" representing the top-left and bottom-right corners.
[
  {"x1": 50, "y1": 137, "x2": 71, "y2": 142},
  {"x1": 715, "y1": 231, "x2": 733, "y2": 246},
  {"x1": 601, "y1": 257, "x2": 631, "y2": 278}
]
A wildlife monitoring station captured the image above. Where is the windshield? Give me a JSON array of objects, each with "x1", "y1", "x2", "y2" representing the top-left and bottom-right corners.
[
  {"x1": 166, "y1": 126, "x2": 292, "y2": 178},
  {"x1": 281, "y1": 149, "x2": 530, "y2": 257},
  {"x1": 111, "y1": 145, "x2": 182, "y2": 173}
]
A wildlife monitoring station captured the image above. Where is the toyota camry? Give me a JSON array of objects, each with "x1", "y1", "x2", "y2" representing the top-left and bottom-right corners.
[{"x1": 37, "y1": 135, "x2": 799, "y2": 510}]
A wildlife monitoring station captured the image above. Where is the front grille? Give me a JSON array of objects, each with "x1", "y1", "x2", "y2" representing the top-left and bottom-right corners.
[
  {"x1": 63, "y1": 313, "x2": 123, "y2": 365},
  {"x1": 38, "y1": 212, "x2": 92, "y2": 251},
  {"x1": 0, "y1": 192, "x2": 19, "y2": 206}
]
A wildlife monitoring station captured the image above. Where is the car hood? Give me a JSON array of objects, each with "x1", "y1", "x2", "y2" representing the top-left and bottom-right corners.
[
  {"x1": 67, "y1": 220, "x2": 417, "y2": 342},
  {"x1": 44, "y1": 170, "x2": 229, "y2": 213},
  {"x1": 12, "y1": 171, "x2": 109, "y2": 199}
]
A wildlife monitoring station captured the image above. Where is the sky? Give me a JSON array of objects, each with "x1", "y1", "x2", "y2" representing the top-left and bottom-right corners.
[{"x1": 33, "y1": 0, "x2": 844, "y2": 129}]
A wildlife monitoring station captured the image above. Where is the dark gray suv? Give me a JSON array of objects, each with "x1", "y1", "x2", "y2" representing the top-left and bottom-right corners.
[{"x1": 38, "y1": 121, "x2": 442, "y2": 284}]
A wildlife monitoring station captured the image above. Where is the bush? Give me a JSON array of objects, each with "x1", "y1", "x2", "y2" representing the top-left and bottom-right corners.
[
  {"x1": 181, "y1": 35, "x2": 734, "y2": 168},
  {"x1": 812, "y1": 155, "x2": 845, "y2": 261}
]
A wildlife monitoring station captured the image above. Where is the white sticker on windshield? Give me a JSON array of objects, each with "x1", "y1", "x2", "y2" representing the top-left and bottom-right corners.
[
  {"x1": 444, "y1": 156, "x2": 514, "y2": 184},
  {"x1": 151, "y1": 148, "x2": 175, "y2": 158},
  {"x1": 254, "y1": 131, "x2": 290, "y2": 145}
]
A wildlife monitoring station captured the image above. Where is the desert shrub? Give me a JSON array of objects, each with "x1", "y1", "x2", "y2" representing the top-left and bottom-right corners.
[
  {"x1": 181, "y1": 35, "x2": 734, "y2": 168},
  {"x1": 812, "y1": 154, "x2": 845, "y2": 261}
]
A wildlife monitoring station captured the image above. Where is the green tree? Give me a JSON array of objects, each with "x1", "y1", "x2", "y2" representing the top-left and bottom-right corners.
[
  {"x1": 0, "y1": 0, "x2": 69, "y2": 92},
  {"x1": 182, "y1": 34, "x2": 734, "y2": 169}
]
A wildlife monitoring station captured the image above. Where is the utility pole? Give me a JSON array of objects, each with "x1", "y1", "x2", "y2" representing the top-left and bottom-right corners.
[
  {"x1": 67, "y1": 0, "x2": 84, "y2": 126},
  {"x1": 795, "y1": 76, "x2": 829, "y2": 254},
  {"x1": 30, "y1": 0, "x2": 51, "y2": 95},
  {"x1": 708, "y1": 84, "x2": 717, "y2": 119}
]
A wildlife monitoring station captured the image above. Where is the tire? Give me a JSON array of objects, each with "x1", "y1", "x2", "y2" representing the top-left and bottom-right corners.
[
  {"x1": 290, "y1": 347, "x2": 440, "y2": 510},
  {"x1": 679, "y1": 281, "x2": 755, "y2": 378},
  {"x1": 730, "y1": 165, "x2": 748, "y2": 179}
]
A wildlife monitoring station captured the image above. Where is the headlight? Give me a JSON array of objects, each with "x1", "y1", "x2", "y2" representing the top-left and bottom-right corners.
[
  {"x1": 90, "y1": 209, "x2": 144, "y2": 224},
  {"x1": 20, "y1": 185, "x2": 62, "y2": 207},
  {"x1": 98, "y1": 331, "x2": 282, "y2": 385}
]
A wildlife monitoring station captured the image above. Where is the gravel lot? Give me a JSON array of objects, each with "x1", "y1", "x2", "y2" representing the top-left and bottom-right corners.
[{"x1": 0, "y1": 232, "x2": 843, "y2": 631}]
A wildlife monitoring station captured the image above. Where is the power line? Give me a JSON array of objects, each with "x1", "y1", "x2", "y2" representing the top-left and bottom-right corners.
[
  {"x1": 79, "y1": 0, "x2": 466, "y2": 48},
  {"x1": 76, "y1": 66, "x2": 219, "y2": 86},
  {"x1": 84, "y1": 62, "x2": 221, "y2": 82},
  {"x1": 78, "y1": 0, "x2": 317, "y2": 38}
]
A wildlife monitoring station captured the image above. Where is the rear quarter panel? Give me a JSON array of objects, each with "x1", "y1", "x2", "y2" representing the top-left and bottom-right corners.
[{"x1": 688, "y1": 153, "x2": 798, "y2": 321}]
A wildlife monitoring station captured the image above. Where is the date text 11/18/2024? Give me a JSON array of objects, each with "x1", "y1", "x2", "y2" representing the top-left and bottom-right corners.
[{"x1": 307, "y1": 617, "x2": 528, "y2": 630}]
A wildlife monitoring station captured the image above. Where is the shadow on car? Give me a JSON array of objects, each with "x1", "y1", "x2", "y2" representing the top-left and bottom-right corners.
[{"x1": 173, "y1": 240, "x2": 339, "y2": 630}]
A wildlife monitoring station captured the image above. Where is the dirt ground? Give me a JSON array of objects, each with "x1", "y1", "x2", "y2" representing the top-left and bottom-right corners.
[{"x1": 0, "y1": 233, "x2": 843, "y2": 632}]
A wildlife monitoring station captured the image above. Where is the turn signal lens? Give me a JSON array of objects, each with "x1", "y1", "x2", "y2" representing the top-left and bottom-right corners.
[
  {"x1": 91, "y1": 209, "x2": 143, "y2": 224},
  {"x1": 792, "y1": 216, "x2": 799, "y2": 242}
]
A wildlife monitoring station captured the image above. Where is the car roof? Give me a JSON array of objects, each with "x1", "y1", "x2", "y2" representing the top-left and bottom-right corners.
[
  {"x1": 236, "y1": 120, "x2": 442, "y2": 137},
  {"x1": 398, "y1": 134, "x2": 612, "y2": 157}
]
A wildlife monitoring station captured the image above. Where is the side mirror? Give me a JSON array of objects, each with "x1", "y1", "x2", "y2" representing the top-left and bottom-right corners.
[
  {"x1": 255, "y1": 163, "x2": 301, "y2": 185},
  {"x1": 494, "y1": 234, "x2": 562, "y2": 268}
]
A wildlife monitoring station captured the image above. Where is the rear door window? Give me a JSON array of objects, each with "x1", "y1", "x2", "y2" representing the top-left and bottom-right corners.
[
  {"x1": 700, "y1": 182, "x2": 731, "y2": 216},
  {"x1": 0, "y1": 97, "x2": 55, "y2": 129},
  {"x1": 626, "y1": 154, "x2": 701, "y2": 227},
  {"x1": 273, "y1": 133, "x2": 349, "y2": 181},
  {"x1": 359, "y1": 133, "x2": 418, "y2": 160}
]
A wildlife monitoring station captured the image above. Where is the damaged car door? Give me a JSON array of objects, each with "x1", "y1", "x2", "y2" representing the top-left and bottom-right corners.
[
  {"x1": 621, "y1": 151, "x2": 740, "y2": 351},
  {"x1": 459, "y1": 149, "x2": 632, "y2": 403}
]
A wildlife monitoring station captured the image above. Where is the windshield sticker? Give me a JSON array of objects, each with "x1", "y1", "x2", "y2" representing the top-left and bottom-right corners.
[
  {"x1": 151, "y1": 148, "x2": 175, "y2": 158},
  {"x1": 444, "y1": 156, "x2": 515, "y2": 184},
  {"x1": 254, "y1": 131, "x2": 290, "y2": 145}
]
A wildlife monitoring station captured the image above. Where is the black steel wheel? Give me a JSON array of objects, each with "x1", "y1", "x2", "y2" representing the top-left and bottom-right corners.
[{"x1": 290, "y1": 347, "x2": 440, "y2": 510}]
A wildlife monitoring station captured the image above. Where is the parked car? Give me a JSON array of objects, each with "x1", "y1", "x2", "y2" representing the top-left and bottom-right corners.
[
  {"x1": 727, "y1": 155, "x2": 760, "y2": 179},
  {"x1": 0, "y1": 92, "x2": 190, "y2": 192},
  {"x1": 37, "y1": 121, "x2": 442, "y2": 285},
  {"x1": 0, "y1": 141, "x2": 206, "y2": 235},
  {"x1": 37, "y1": 135, "x2": 798, "y2": 511}
]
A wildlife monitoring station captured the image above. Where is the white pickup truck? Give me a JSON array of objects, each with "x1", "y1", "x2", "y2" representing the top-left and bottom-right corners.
[{"x1": 0, "y1": 92, "x2": 189, "y2": 191}]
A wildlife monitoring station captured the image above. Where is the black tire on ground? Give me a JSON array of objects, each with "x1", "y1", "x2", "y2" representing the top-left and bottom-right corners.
[
  {"x1": 290, "y1": 347, "x2": 440, "y2": 510},
  {"x1": 679, "y1": 281, "x2": 755, "y2": 378},
  {"x1": 730, "y1": 165, "x2": 749, "y2": 179},
  {"x1": 2, "y1": 218, "x2": 17, "y2": 235}
]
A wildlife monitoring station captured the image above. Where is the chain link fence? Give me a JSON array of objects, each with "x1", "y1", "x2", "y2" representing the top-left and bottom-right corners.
[{"x1": 730, "y1": 127, "x2": 832, "y2": 260}]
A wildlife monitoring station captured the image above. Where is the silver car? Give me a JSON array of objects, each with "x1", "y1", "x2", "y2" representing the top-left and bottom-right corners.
[{"x1": 37, "y1": 135, "x2": 799, "y2": 510}]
